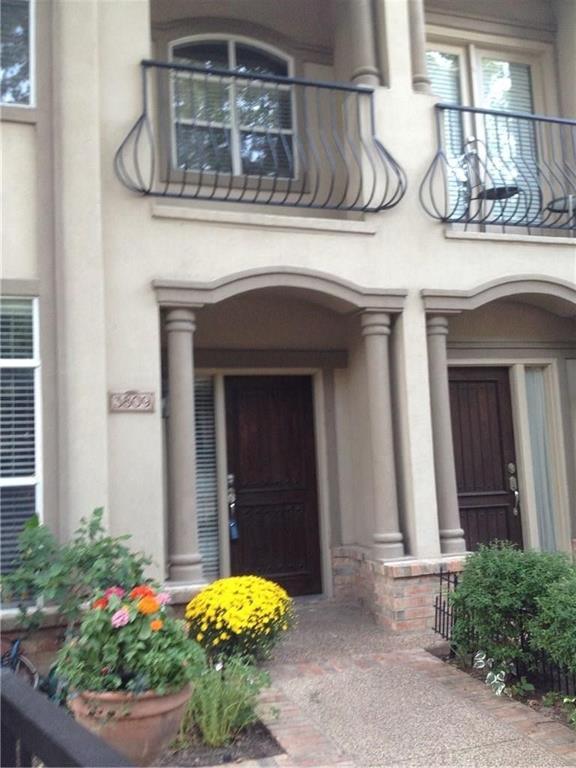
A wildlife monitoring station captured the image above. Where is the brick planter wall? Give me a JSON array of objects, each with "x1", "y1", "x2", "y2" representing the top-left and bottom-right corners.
[{"x1": 333, "y1": 546, "x2": 466, "y2": 632}]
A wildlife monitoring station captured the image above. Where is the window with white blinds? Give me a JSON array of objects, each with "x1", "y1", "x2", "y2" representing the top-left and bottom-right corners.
[
  {"x1": 426, "y1": 45, "x2": 539, "y2": 224},
  {"x1": 0, "y1": 297, "x2": 41, "y2": 575},
  {"x1": 194, "y1": 375, "x2": 220, "y2": 580}
]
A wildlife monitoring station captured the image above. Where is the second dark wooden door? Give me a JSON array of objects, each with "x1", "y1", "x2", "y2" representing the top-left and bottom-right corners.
[
  {"x1": 449, "y1": 367, "x2": 523, "y2": 550},
  {"x1": 225, "y1": 376, "x2": 322, "y2": 595}
]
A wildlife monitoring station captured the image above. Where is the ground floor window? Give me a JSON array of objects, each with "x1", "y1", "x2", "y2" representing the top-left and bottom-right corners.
[
  {"x1": 0, "y1": 297, "x2": 41, "y2": 574},
  {"x1": 195, "y1": 375, "x2": 219, "y2": 580}
]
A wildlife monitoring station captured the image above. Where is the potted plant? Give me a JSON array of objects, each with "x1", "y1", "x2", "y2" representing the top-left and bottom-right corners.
[{"x1": 56, "y1": 584, "x2": 205, "y2": 765}]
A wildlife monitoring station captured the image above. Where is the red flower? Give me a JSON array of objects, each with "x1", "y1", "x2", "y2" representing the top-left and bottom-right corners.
[
  {"x1": 130, "y1": 585, "x2": 155, "y2": 600},
  {"x1": 93, "y1": 597, "x2": 108, "y2": 610}
]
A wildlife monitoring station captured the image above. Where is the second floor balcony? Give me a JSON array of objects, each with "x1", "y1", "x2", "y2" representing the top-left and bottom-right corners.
[
  {"x1": 115, "y1": 59, "x2": 407, "y2": 214},
  {"x1": 420, "y1": 104, "x2": 576, "y2": 235}
]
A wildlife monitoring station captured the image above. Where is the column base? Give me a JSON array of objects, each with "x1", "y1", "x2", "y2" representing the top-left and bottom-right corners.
[
  {"x1": 439, "y1": 528, "x2": 467, "y2": 555},
  {"x1": 169, "y1": 553, "x2": 204, "y2": 584},
  {"x1": 372, "y1": 532, "x2": 405, "y2": 560}
]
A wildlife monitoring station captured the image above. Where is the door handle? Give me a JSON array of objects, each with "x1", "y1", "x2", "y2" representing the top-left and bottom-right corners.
[
  {"x1": 227, "y1": 474, "x2": 239, "y2": 541},
  {"x1": 512, "y1": 489, "x2": 520, "y2": 517}
]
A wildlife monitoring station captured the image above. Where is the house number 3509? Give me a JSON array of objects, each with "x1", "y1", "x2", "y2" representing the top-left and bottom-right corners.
[{"x1": 109, "y1": 391, "x2": 155, "y2": 413}]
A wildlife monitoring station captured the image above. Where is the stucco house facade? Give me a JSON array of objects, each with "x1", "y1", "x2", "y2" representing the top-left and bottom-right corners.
[{"x1": 1, "y1": 0, "x2": 575, "y2": 631}]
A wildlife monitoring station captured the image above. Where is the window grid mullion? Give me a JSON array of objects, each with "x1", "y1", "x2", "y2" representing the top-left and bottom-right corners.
[{"x1": 228, "y1": 41, "x2": 242, "y2": 175}]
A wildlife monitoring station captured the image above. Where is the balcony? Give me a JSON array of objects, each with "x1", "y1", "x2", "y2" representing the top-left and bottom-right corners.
[
  {"x1": 420, "y1": 104, "x2": 576, "y2": 235},
  {"x1": 114, "y1": 60, "x2": 406, "y2": 213}
]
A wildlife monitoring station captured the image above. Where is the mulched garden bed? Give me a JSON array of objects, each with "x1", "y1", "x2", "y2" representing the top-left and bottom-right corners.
[
  {"x1": 428, "y1": 643, "x2": 575, "y2": 732},
  {"x1": 158, "y1": 721, "x2": 283, "y2": 767}
]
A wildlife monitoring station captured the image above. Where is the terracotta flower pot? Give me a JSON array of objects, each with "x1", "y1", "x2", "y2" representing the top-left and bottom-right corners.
[{"x1": 69, "y1": 683, "x2": 191, "y2": 765}]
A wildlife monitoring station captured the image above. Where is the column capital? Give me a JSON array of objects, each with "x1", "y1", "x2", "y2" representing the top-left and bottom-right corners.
[
  {"x1": 361, "y1": 310, "x2": 392, "y2": 337},
  {"x1": 165, "y1": 307, "x2": 196, "y2": 334},
  {"x1": 426, "y1": 315, "x2": 450, "y2": 336}
]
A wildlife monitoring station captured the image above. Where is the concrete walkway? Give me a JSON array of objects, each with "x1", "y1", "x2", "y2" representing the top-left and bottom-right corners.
[{"x1": 254, "y1": 599, "x2": 576, "y2": 768}]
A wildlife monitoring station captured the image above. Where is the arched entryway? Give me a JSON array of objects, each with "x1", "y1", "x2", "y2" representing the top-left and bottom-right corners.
[
  {"x1": 422, "y1": 276, "x2": 576, "y2": 554},
  {"x1": 154, "y1": 268, "x2": 407, "y2": 593}
]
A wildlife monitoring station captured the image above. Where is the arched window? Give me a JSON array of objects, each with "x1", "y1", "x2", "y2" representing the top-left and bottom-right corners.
[{"x1": 169, "y1": 37, "x2": 294, "y2": 178}]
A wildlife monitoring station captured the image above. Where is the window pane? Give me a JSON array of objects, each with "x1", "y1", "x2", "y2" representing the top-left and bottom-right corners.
[
  {"x1": 0, "y1": 485, "x2": 36, "y2": 574},
  {"x1": 0, "y1": 0, "x2": 31, "y2": 105},
  {"x1": 481, "y1": 59, "x2": 534, "y2": 113},
  {"x1": 236, "y1": 83, "x2": 292, "y2": 131},
  {"x1": 195, "y1": 376, "x2": 219, "y2": 581},
  {"x1": 175, "y1": 123, "x2": 233, "y2": 173},
  {"x1": 0, "y1": 298, "x2": 33, "y2": 359},
  {"x1": 480, "y1": 59, "x2": 539, "y2": 223},
  {"x1": 426, "y1": 50, "x2": 467, "y2": 217},
  {"x1": 1, "y1": 368, "x2": 35, "y2": 478},
  {"x1": 235, "y1": 44, "x2": 288, "y2": 77},
  {"x1": 525, "y1": 368, "x2": 556, "y2": 552},
  {"x1": 173, "y1": 73, "x2": 231, "y2": 124},
  {"x1": 172, "y1": 41, "x2": 229, "y2": 70},
  {"x1": 240, "y1": 131, "x2": 293, "y2": 177}
]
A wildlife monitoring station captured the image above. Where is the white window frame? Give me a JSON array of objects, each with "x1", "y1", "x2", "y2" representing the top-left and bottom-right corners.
[
  {"x1": 426, "y1": 26, "x2": 559, "y2": 116},
  {"x1": 0, "y1": 0, "x2": 36, "y2": 109},
  {"x1": 0, "y1": 296, "x2": 43, "y2": 523},
  {"x1": 168, "y1": 34, "x2": 296, "y2": 178}
]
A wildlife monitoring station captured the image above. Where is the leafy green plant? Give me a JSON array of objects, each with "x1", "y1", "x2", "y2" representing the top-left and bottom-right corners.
[
  {"x1": 1, "y1": 509, "x2": 152, "y2": 631},
  {"x1": 56, "y1": 585, "x2": 205, "y2": 694},
  {"x1": 507, "y1": 676, "x2": 535, "y2": 699},
  {"x1": 451, "y1": 543, "x2": 572, "y2": 666},
  {"x1": 562, "y1": 697, "x2": 576, "y2": 730},
  {"x1": 529, "y1": 572, "x2": 576, "y2": 673},
  {"x1": 181, "y1": 656, "x2": 270, "y2": 747}
]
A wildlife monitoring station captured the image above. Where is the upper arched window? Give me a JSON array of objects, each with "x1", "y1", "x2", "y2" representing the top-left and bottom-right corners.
[{"x1": 169, "y1": 37, "x2": 294, "y2": 178}]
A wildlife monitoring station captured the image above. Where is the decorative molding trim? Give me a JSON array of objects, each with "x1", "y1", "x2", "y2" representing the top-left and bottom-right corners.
[
  {"x1": 196, "y1": 349, "x2": 348, "y2": 369},
  {"x1": 444, "y1": 230, "x2": 576, "y2": 247},
  {"x1": 151, "y1": 204, "x2": 376, "y2": 235},
  {"x1": 0, "y1": 279, "x2": 41, "y2": 297},
  {"x1": 448, "y1": 341, "x2": 576, "y2": 352},
  {"x1": 421, "y1": 276, "x2": 576, "y2": 316},
  {"x1": 154, "y1": 268, "x2": 407, "y2": 314}
]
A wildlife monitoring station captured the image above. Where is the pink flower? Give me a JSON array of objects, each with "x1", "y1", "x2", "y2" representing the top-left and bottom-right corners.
[
  {"x1": 111, "y1": 608, "x2": 130, "y2": 628},
  {"x1": 104, "y1": 586, "x2": 125, "y2": 599},
  {"x1": 157, "y1": 592, "x2": 171, "y2": 606}
]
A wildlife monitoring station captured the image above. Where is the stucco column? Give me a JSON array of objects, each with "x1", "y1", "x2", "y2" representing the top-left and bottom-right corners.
[
  {"x1": 166, "y1": 308, "x2": 204, "y2": 583},
  {"x1": 361, "y1": 311, "x2": 405, "y2": 559},
  {"x1": 426, "y1": 316, "x2": 466, "y2": 554},
  {"x1": 348, "y1": 0, "x2": 380, "y2": 86},
  {"x1": 408, "y1": 0, "x2": 432, "y2": 93}
]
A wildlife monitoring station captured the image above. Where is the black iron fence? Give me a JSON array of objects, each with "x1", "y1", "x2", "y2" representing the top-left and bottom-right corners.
[
  {"x1": 433, "y1": 570, "x2": 576, "y2": 697},
  {"x1": 1, "y1": 669, "x2": 131, "y2": 767},
  {"x1": 420, "y1": 104, "x2": 576, "y2": 233},
  {"x1": 115, "y1": 60, "x2": 407, "y2": 212}
]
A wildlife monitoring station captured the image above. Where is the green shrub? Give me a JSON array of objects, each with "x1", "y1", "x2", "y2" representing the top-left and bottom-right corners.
[
  {"x1": 451, "y1": 542, "x2": 572, "y2": 666},
  {"x1": 529, "y1": 572, "x2": 576, "y2": 673},
  {"x1": 182, "y1": 656, "x2": 270, "y2": 747},
  {"x1": 0, "y1": 509, "x2": 152, "y2": 631}
]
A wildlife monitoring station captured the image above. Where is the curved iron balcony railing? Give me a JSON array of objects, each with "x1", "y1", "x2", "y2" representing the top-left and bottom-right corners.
[
  {"x1": 115, "y1": 60, "x2": 406, "y2": 212},
  {"x1": 420, "y1": 104, "x2": 576, "y2": 232}
]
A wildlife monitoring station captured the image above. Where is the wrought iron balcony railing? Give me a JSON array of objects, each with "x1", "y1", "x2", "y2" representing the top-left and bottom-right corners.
[
  {"x1": 115, "y1": 60, "x2": 406, "y2": 213},
  {"x1": 420, "y1": 104, "x2": 576, "y2": 233}
]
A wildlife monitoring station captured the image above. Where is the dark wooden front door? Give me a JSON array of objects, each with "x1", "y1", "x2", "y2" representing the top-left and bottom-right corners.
[
  {"x1": 225, "y1": 376, "x2": 322, "y2": 596},
  {"x1": 449, "y1": 367, "x2": 523, "y2": 550}
]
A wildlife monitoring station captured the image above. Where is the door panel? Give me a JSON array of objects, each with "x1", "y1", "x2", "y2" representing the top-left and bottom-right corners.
[
  {"x1": 225, "y1": 376, "x2": 322, "y2": 595},
  {"x1": 449, "y1": 367, "x2": 523, "y2": 549}
]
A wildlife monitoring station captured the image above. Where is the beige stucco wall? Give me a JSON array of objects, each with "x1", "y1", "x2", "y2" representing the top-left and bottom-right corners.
[
  {"x1": 2, "y1": 0, "x2": 574, "y2": 580},
  {"x1": 1, "y1": 123, "x2": 37, "y2": 280}
]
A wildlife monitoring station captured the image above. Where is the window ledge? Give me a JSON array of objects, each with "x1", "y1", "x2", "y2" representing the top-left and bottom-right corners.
[
  {"x1": 0, "y1": 105, "x2": 37, "y2": 125},
  {"x1": 444, "y1": 230, "x2": 576, "y2": 247},
  {"x1": 151, "y1": 203, "x2": 377, "y2": 235}
]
